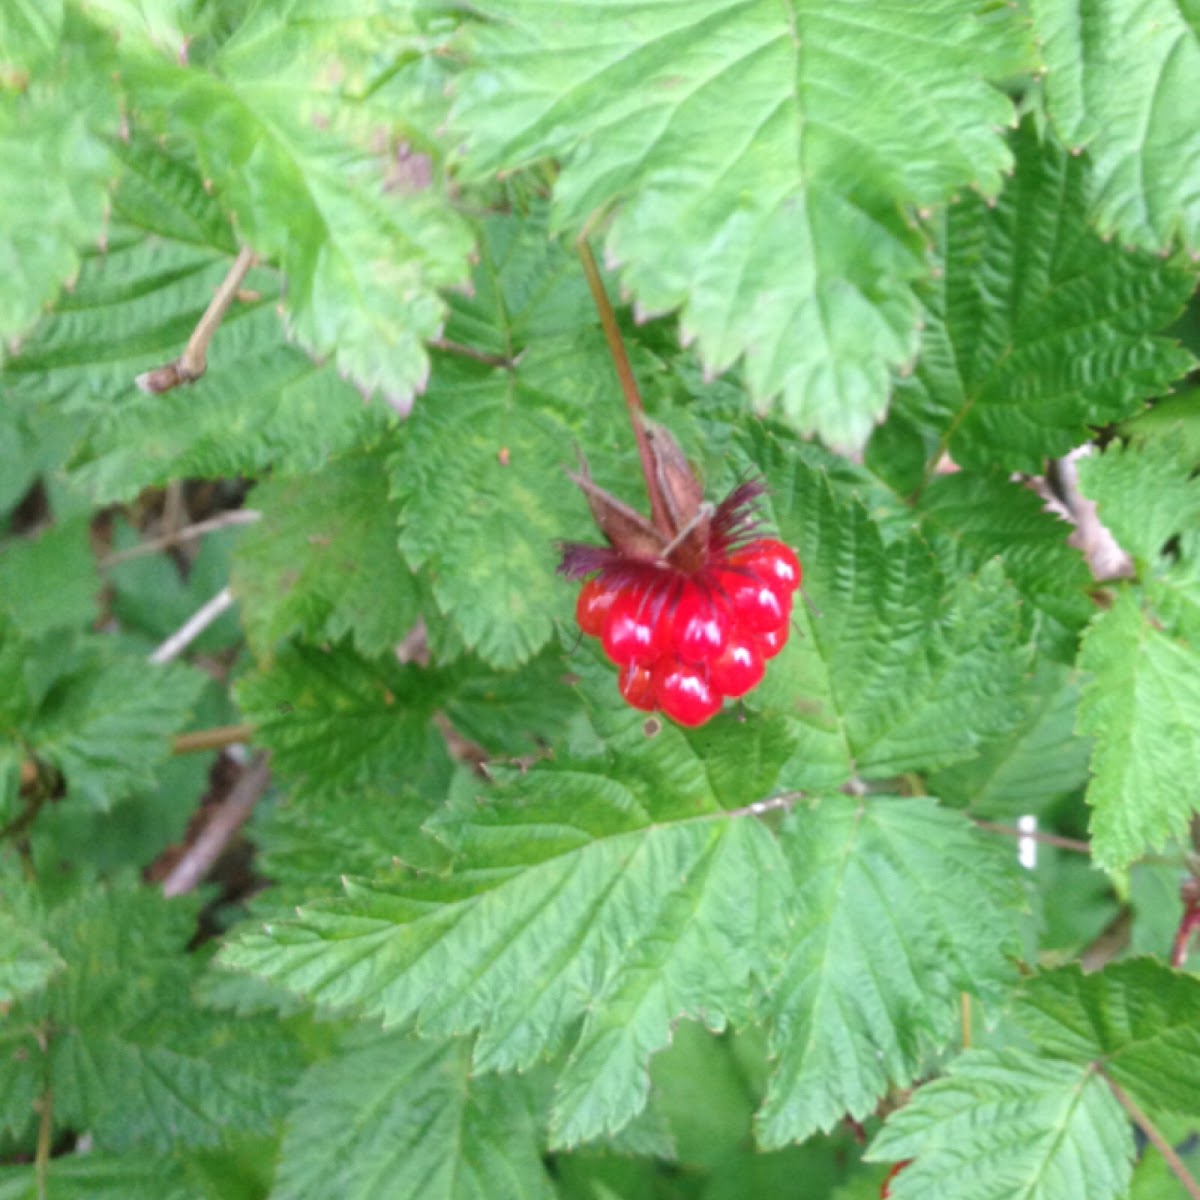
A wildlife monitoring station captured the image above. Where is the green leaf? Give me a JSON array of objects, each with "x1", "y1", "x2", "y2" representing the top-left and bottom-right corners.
[
  {"x1": 1034, "y1": 0, "x2": 1200, "y2": 251},
  {"x1": 0, "y1": 911, "x2": 63, "y2": 1006},
  {"x1": 0, "y1": 0, "x2": 62, "y2": 77},
  {"x1": 758, "y1": 796, "x2": 1025, "y2": 1147},
  {"x1": 915, "y1": 471, "x2": 1094, "y2": 657},
  {"x1": 0, "y1": 518, "x2": 98, "y2": 636},
  {"x1": 124, "y1": 7, "x2": 473, "y2": 407},
  {"x1": 881, "y1": 121, "x2": 1196, "y2": 474},
  {"x1": 0, "y1": 879, "x2": 300, "y2": 1152},
  {"x1": 0, "y1": 1155, "x2": 195, "y2": 1200},
  {"x1": 232, "y1": 446, "x2": 422, "y2": 659},
  {"x1": 273, "y1": 1031, "x2": 554, "y2": 1200},
  {"x1": 1016, "y1": 960, "x2": 1200, "y2": 1117},
  {"x1": 0, "y1": 17, "x2": 117, "y2": 349},
  {"x1": 745, "y1": 446, "x2": 1033, "y2": 787},
  {"x1": 867, "y1": 1048, "x2": 1133, "y2": 1200},
  {"x1": 1078, "y1": 436, "x2": 1200, "y2": 574},
  {"x1": 455, "y1": 1, "x2": 1024, "y2": 446},
  {"x1": 929, "y1": 661, "x2": 1091, "y2": 819},
  {"x1": 1077, "y1": 588, "x2": 1200, "y2": 873},
  {"x1": 220, "y1": 760, "x2": 790, "y2": 1148},
  {"x1": 0, "y1": 621, "x2": 206, "y2": 811},
  {"x1": 235, "y1": 641, "x2": 453, "y2": 802}
]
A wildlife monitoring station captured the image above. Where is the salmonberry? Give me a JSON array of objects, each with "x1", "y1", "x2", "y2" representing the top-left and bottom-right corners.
[
  {"x1": 708, "y1": 635, "x2": 765, "y2": 698},
  {"x1": 655, "y1": 659, "x2": 723, "y2": 727},
  {"x1": 558, "y1": 428, "x2": 802, "y2": 726},
  {"x1": 575, "y1": 577, "x2": 617, "y2": 638},
  {"x1": 618, "y1": 662, "x2": 657, "y2": 712}
]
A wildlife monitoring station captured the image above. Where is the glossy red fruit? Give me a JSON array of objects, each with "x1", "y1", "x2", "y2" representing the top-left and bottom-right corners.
[
  {"x1": 671, "y1": 583, "x2": 730, "y2": 665},
  {"x1": 708, "y1": 635, "x2": 765, "y2": 698},
  {"x1": 719, "y1": 569, "x2": 790, "y2": 635},
  {"x1": 618, "y1": 662, "x2": 658, "y2": 711},
  {"x1": 576, "y1": 577, "x2": 617, "y2": 638},
  {"x1": 601, "y1": 584, "x2": 670, "y2": 666},
  {"x1": 655, "y1": 659, "x2": 723, "y2": 727},
  {"x1": 880, "y1": 1160, "x2": 912, "y2": 1198},
  {"x1": 734, "y1": 538, "x2": 802, "y2": 595},
  {"x1": 756, "y1": 624, "x2": 789, "y2": 659}
]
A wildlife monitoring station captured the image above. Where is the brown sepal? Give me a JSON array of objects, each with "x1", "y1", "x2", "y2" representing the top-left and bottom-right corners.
[{"x1": 567, "y1": 458, "x2": 666, "y2": 561}]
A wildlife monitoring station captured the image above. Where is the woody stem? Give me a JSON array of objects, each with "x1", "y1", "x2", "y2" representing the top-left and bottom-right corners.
[{"x1": 576, "y1": 235, "x2": 673, "y2": 536}]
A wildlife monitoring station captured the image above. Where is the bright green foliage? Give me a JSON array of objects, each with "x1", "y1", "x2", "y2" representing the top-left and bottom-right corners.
[
  {"x1": 747, "y1": 452, "x2": 1033, "y2": 787},
  {"x1": 5, "y1": 6, "x2": 1200, "y2": 1198},
  {"x1": 1017, "y1": 960, "x2": 1200, "y2": 1117},
  {"x1": 232, "y1": 447, "x2": 422, "y2": 659},
  {"x1": 0, "y1": 878, "x2": 300, "y2": 1151},
  {"x1": 758, "y1": 797, "x2": 1024, "y2": 1146},
  {"x1": 0, "y1": 518, "x2": 96, "y2": 636},
  {"x1": 455, "y1": 0, "x2": 1026, "y2": 447},
  {"x1": 880, "y1": 122, "x2": 1196, "y2": 477},
  {"x1": 1075, "y1": 440, "x2": 1200, "y2": 873},
  {"x1": 124, "y1": 6, "x2": 473, "y2": 407},
  {"x1": 0, "y1": 619, "x2": 205, "y2": 812},
  {"x1": 0, "y1": 16, "x2": 117, "y2": 349},
  {"x1": 273, "y1": 1032, "x2": 555, "y2": 1200},
  {"x1": 868, "y1": 1048, "x2": 1133, "y2": 1200},
  {"x1": 1035, "y1": 0, "x2": 1200, "y2": 251},
  {"x1": 0, "y1": 912, "x2": 63, "y2": 1005},
  {"x1": 915, "y1": 472, "x2": 1093, "y2": 657},
  {"x1": 1078, "y1": 589, "x2": 1200, "y2": 872},
  {"x1": 930, "y1": 661, "x2": 1091, "y2": 818}
]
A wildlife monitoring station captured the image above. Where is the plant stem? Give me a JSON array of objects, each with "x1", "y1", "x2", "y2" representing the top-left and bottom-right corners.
[
  {"x1": 100, "y1": 509, "x2": 262, "y2": 567},
  {"x1": 971, "y1": 819, "x2": 1092, "y2": 856},
  {"x1": 148, "y1": 585, "x2": 235, "y2": 664},
  {"x1": 576, "y1": 235, "x2": 672, "y2": 536},
  {"x1": 136, "y1": 245, "x2": 256, "y2": 393},
  {"x1": 428, "y1": 337, "x2": 514, "y2": 369},
  {"x1": 171, "y1": 723, "x2": 256, "y2": 755},
  {"x1": 35, "y1": 1082, "x2": 52, "y2": 1200},
  {"x1": 1105, "y1": 1074, "x2": 1200, "y2": 1200}
]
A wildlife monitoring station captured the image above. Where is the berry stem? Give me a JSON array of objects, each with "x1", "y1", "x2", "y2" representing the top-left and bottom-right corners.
[
  {"x1": 1104, "y1": 1073, "x2": 1200, "y2": 1200},
  {"x1": 576, "y1": 235, "x2": 673, "y2": 537}
]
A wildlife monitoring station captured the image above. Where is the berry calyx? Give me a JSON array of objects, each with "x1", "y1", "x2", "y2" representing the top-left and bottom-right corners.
[
  {"x1": 708, "y1": 635, "x2": 765, "y2": 698},
  {"x1": 655, "y1": 659, "x2": 722, "y2": 727},
  {"x1": 618, "y1": 662, "x2": 657, "y2": 712}
]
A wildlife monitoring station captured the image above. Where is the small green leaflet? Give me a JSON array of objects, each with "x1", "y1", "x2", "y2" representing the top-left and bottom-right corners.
[
  {"x1": 1078, "y1": 592, "x2": 1200, "y2": 873},
  {"x1": 878, "y1": 121, "x2": 1196, "y2": 477},
  {"x1": 1035, "y1": 0, "x2": 1200, "y2": 252},
  {"x1": 272, "y1": 1031, "x2": 554, "y2": 1200},
  {"x1": 454, "y1": 0, "x2": 1026, "y2": 447},
  {"x1": 868, "y1": 1048, "x2": 1133, "y2": 1200},
  {"x1": 758, "y1": 796, "x2": 1024, "y2": 1147},
  {"x1": 0, "y1": 912, "x2": 63, "y2": 1007},
  {"x1": 1016, "y1": 960, "x2": 1200, "y2": 1118}
]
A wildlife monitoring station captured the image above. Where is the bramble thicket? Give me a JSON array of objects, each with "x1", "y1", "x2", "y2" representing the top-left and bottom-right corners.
[{"x1": 2, "y1": 3, "x2": 1200, "y2": 1199}]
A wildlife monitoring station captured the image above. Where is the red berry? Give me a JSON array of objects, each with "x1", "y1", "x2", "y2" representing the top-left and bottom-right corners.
[
  {"x1": 708, "y1": 635, "x2": 765, "y2": 698},
  {"x1": 756, "y1": 624, "x2": 789, "y2": 659},
  {"x1": 719, "y1": 569, "x2": 790, "y2": 635},
  {"x1": 881, "y1": 1160, "x2": 912, "y2": 1198},
  {"x1": 733, "y1": 538, "x2": 802, "y2": 595},
  {"x1": 618, "y1": 662, "x2": 658, "y2": 712},
  {"x1": 601, "y1": 583, "x2": 670, "y2": 666},
  {"x1": 576, "y1": 577, "x2": 617, "y2": 638},
  {"x1": 671, "y1": 583, "x2": 731, "y2": 665},
  {"x1": 655, "y1": 659, "x2": 723, "y2": 727}
]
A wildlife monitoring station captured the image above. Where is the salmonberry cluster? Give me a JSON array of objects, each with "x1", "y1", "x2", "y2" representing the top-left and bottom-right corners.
[{"x1": 574, "y1": 536, "x2": 801, "y2": 725}]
